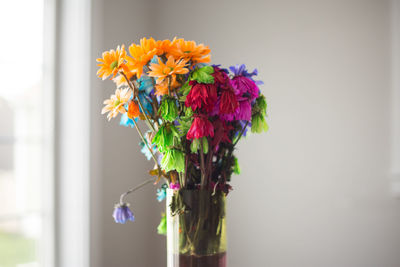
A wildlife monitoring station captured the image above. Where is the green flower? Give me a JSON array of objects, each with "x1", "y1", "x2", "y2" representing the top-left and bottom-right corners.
[
  {"x1": 152, "y1": 124, "x2": 180, "y2": 152},
  {"x1": 251, "y1": 94, "x2": 268, "y2": 133},
  {"x1": 157, "y1": 213, "x2": 167, "y2": 235},
  {"x1": 190, "y1": 137, "x2": 209, "y2": 154},
  {"x1": 251, "y1": 113, "x2": 269, "y2": 133},
  {"x1": 161, "y1": 149, "x2": 185, "y2": 173},
  {"x1": 177, "y1": 107, "x2": 193, "y2": 137},
  {"x1": 160, "y1": 96, "x2": 179, "y2": 122}
]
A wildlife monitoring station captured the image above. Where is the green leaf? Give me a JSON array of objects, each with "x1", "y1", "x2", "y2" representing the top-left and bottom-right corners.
[
  {"x1": 179, "y1": 81, "x2": 192, "y2": 96},
  {"x1": 190, "y1": 65, "x2": 215, "y2": 84}
]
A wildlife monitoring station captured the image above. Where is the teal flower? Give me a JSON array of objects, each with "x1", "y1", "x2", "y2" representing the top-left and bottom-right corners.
[
  {"x1": 139, "y1": 141, "x2": 156, "y2": 161},
  {"x1": 156, "y1": 184, "x2": 168, "y2": 202},
  {"x1": 120, "y1": 113, "x2": 136, "y2": 128},
  {"x1": 161, "y1": 149, "x2": 185, "y2": 173},
  {"x1": 160, "y1": 96, "x2": 179, "y2": 122},
  {"x1": 152, "y1": 124, "x2": 180, "y2": 152}
]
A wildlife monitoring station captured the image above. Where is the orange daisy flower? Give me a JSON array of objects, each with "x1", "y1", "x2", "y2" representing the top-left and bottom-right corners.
[
  {"x1": 168, "y1": 39, "x2": 211, "y2": 63},
  {"x1": 154, "y1": 38, "x2": 178, "y2": 56},
  {"x1": 127, "y1": 100, "x2": 140, "y2": 119},
  {"x1": 154, "y1": 76, "x2": 180, "y2": 96},
  {"x1": 101, "y1": 88, "x2": 132, "y2": 121},
  {"x1": 148, "y1": 56, "x2": 189, "y2": 84},
  {"x1": 97, "y1": 45, "x2": 129, "y2": 80},
  {"x1": 126, "y1": 41, "x2": 157, "y2": 78}
]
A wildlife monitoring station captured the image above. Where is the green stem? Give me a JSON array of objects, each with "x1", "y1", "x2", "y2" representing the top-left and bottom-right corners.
[
  {"x1": 233, "y1": 120, "x2": 249, "y2": 146},
  {"x1": 131, "y1": 118, "x2": 161, "y2": 172},
  {"x1": 199, "y1": 141, "x2": 206, "y2": 189}
]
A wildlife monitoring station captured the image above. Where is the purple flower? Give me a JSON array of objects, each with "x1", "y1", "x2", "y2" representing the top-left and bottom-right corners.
[
  {"x1": 229, "y1": 64, "x2": 259, "y2": 79},
  {"x1": 113, "y1": 203, "x2": 135, "y2": 224}
]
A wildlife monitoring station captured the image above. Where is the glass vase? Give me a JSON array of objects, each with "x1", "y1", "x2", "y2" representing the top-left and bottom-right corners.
[{"x1": 166, "y1": 189, "x2": 227, "y2": 267}]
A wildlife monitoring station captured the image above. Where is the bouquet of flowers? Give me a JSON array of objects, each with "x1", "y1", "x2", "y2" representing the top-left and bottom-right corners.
[{"x1": 97, "y1": 37, "x2": 268, "y2": 264}]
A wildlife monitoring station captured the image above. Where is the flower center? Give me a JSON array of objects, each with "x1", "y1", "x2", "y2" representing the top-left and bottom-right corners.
[
  {"x1": 114, "y1": 100, "x2": 121, "y2": 107},
  {"x1": 110, "y1": 60, "x2": 118, "y2": 70}
]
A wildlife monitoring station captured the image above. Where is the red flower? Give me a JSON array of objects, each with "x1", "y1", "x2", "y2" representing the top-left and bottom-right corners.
[
  {"x1": 185, "y1": 81, "x2": 217, "y2": 113},
  {"x1": 186, "y1": 115, "x2": 214, "y2": 140},
  {"x1": 212, "y1": 66, "x2": 230, "y2": 87},
  {"x1": 219, "y1": 87, "x2": 239, "y2": 114}
]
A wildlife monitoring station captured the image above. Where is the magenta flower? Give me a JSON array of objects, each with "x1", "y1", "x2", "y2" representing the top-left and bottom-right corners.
[
  {"x1": 231, "y1": 76, "x2": 259, "y2": 101},
  {"x1": 170, "y1": 182, "x2": 180, "y2": 190},
  {"x1": 234, "y1": 97, "x2": 252, "y2": 121}
]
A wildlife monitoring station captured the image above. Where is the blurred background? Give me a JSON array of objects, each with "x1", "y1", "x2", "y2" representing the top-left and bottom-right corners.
[{"x1": 1, "y1": 0, "x2": 400, "y2": 266}]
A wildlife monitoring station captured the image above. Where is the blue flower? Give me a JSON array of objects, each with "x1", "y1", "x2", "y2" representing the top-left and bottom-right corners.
[
  {"x1": 137, "y1": 75, "x2": 155, "y2": 115},
  {"x1": 139, "y1": 141, "x2": 156, "y2": 161},
  {"x1": 120, "y1": 113, "x2": 136, "y2": 128},
  {"x1": 112, "y1": 203, "x2": 135, "y2": 224},
  {"x1": 156, "y1": 184, "x2": 168, "y2": 202},
  {"x1": 229, "y1": 64, "x2": 263, "y2": 85}
]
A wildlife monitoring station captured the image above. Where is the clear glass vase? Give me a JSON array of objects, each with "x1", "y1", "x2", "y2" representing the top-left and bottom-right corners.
[{"x1": 166, "y1": 189, "x2": 227, "y2": 267}]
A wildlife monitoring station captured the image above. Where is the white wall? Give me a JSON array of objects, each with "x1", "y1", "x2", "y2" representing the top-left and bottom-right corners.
[{"x1": 91, "y1": 0, "x2": 400, "y2": 266}]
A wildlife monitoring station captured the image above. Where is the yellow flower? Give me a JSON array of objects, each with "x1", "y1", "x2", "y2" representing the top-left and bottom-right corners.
[
  {"x1": 148, "y1": 56, "x2": 189, "y2": 84},
  {"x1": 168, "y1": 39, "x2": 211, "y2": 63},
  {"x1": 126, "y1": 40, "x2": 157, "y2": 78},
  {"x1": 97, "y1": 45, "x2": 128, "y2": 80},
  {"x1": 101, "y1": 88, "x2": 132, "y2": 120}
]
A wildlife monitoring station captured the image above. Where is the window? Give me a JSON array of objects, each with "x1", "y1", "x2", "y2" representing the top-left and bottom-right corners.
[{"x1": 0, "y1": 1, "x2": 54, "y2": 266}]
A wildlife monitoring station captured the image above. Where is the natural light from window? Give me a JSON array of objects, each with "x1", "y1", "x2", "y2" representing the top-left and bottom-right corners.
[{"x1": 0, "y1": 1, "x2": 52, "y2": 267}]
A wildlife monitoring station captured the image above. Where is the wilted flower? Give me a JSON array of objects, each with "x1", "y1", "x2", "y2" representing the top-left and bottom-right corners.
[
  {"x1": 152, "y1": 124, "x2": 180, "y2": 152},
  {"x1": 186, "y1": 115, "x2": 214, "y2": 140},
  {"x1": 161, "y1": 149, "x2": 185, "y2": 173},
  {"x1": 185, "y1": 81, "x2": 217, "y2": 113},
  {"x1": 113, "y1": 203, "x2": 135, "y2": 224},
  {"x1": 160, "y1": 97, "x2": 179, "y2": 122},
  {"x1": 157, "y1": 213, "x2": 167, "y2": 235}
]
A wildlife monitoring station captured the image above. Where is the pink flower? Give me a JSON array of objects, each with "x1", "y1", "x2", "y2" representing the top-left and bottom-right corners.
[
  {"x1": 186, "y1": 114, "x2": 214, "y2": 140},
  {"x1": 234, "y1": 97, "x2": 252, "y2": 121},
  {"x1": 170, "y1": 183, "x2": 180, "y2": 190},
  {"x1": 185, "y1": 81, "x2": 217, "y2": 113},
  {"x1": 231, "y1": 76, "x2": 259, "y2": 101}
]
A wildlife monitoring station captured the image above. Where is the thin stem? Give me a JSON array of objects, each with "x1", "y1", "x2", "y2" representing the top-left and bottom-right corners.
[
  {"x1": 120, "y1": 71, "x2": 156, "y2": 132},
  {"x1": 233, "y1": 120, "x2": 249, "y2": 146},
  {"x1": 119, "y1": 177, "x2": 155, "y2": 204},
  {"x1": 131, "y1": 118, "x2": 161, "y2": 171},
  {"x1": 167, "y1": 76, "x2": 172, "y2": 96},
  {"x1": 199, "y1": 141, "x2": 206, "y2": 189}
]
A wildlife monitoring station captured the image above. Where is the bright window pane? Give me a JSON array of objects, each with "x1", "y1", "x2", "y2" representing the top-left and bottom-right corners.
[{"x1": 0, "y1": 1, "x2": 51, "y2": 266}]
